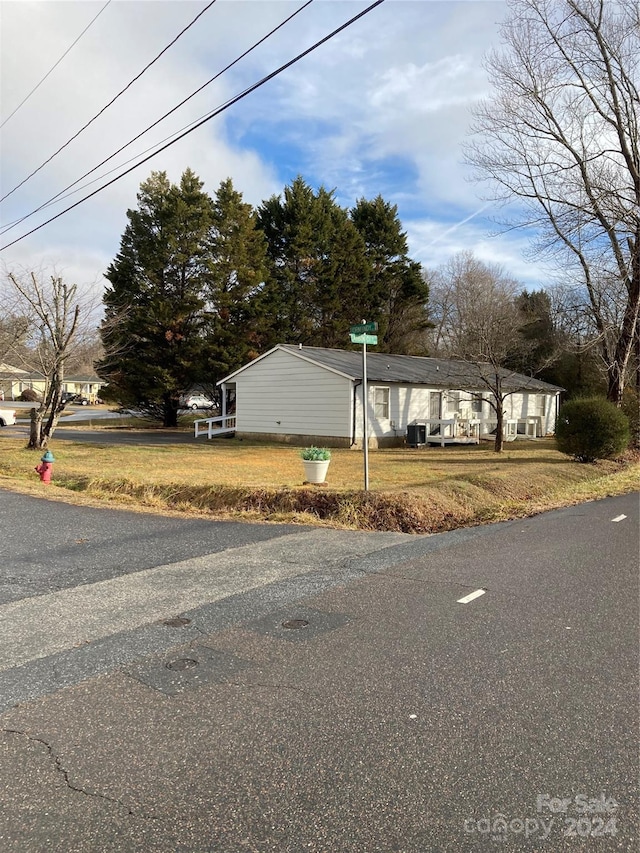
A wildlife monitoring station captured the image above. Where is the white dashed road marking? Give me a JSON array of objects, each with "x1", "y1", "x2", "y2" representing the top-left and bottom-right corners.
[
  {"x1": 611, "y1": 514, "x2": 627, "y2": 523},
  {"x1": 457, "y1": 588, "x2": 486, "y2": 604}
]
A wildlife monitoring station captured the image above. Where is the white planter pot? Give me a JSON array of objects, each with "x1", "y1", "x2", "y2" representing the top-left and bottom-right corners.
[{"x1": 302, "y1": 459, "x2": 330, "y2": 484}]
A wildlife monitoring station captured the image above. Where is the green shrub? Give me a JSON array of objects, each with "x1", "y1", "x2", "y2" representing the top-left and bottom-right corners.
[
  {"x1": 300, "y1": 446, "x2": 331, "y2": 461},
  {"x1": 555, "y1": 397, "x2": 630, "y2": 462}
]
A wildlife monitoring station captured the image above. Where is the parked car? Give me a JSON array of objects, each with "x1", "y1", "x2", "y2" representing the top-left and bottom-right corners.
[
  {"x1": 0, "y1": 407, "x2": 17, "y2": 427},
  {"x1": 180, "y1": 394, "x2": 215, "y2": 410},
  {"x1": 63, "y1": 393, "x2": 105, "y2": 405}
]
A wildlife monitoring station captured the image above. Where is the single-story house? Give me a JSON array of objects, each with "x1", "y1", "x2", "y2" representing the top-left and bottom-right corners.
[
  {"x1": 216, "y1": 345, "x2": 563, "y2": 447},
  {"x1": 0, "y1": 363, "x2": 106, "y2": 403},
  {"x1": 0, "y1": 362, "x2": 29, "y2": 400}
]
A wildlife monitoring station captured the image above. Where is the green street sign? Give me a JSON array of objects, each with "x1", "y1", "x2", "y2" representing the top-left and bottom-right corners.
[
  {"x1": 350, "y1": 333, "x2": 378, "y2": 345},
  {"x1": 350, "y1": 321, "x2": 378, "y2": 335}
]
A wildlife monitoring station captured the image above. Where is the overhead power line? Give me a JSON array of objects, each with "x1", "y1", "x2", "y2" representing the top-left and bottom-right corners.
[
  {"x1": 0, "y1": 0, "x2": 386, "y2": 252},
  {"x1": 0, "y1": 1, "x2": 112, "y2": 130},
  {"x1": 0, "y1": 0, "x2": 314, "y2": 234},
  {"x1": 0, "y1": 0, "x2": 218, "y2": 204}
]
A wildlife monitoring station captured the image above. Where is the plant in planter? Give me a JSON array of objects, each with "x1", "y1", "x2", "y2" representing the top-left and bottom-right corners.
[{"x1": 300, "y1": 446, "x2": 331, "y2": 484}]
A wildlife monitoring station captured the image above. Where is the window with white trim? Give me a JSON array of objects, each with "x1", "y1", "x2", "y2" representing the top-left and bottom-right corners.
[
  {"x1": 373, "y1": 386, "x2": 390, "y2": 420},
  {"x1": 471, "y1": 394, "x2": 483, "y2": 414}
]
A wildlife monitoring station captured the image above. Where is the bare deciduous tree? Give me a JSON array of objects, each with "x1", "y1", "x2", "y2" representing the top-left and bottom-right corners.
[
  {"x1": 0, "y1": 290, "x2": 29, "y2": 364},
  {"x1": 428, "y1": 252, "x2": 554, "y2": 451},
  {"x1": 428, "y1": 252, "x2": 522, "y2": 362},
  {"x1": 466, "y1": 0, "x2": 640, "y2": 406},
  {"x1": 4, "y1": 269, "x2": 94, "y2": 449}
]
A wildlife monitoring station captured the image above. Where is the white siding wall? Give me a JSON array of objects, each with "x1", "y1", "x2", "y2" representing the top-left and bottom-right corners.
[
  {"x1": 231, "y1": 351, "x2": 559, "y2": 442},
  {"x1": 356, "y1": 385, "x2": 434, "y2": 440},
  {"x1": 483, "y1": 391, "x2": 558, "y2": 433},
  {"x1": 528, "y1": 392, "x2": 558, "y2": 434},
  {"x1": 508, "y1": 393, "x2": 524, "y2": 419},
  {"x1": 400, "y1": 386, "x2": 433, "y2": 425},
  {"x1": 357, "y1": 385, "x2": 491, "y2": 439},
  {"x1": 235, "y1": 349, "x2": 352, "y2": 438},
  {"x1": 355, "y1": 385, "x2": 559, "y2": 440}
]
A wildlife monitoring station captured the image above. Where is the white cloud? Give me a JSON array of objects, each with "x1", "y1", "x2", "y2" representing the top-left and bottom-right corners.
[
  {"x1": 0, "y1": 1, "x2": 282, "y2": 265},
  {"x1": 224, "y1": 1, "x2": 505, "y2": 211},
  {"x1": 405, "y1": 214, "x2": 554, "y2": 289},
  {"x1": 370, "y1": 56, "x2": 478, "y2": 113},
  {"x1": 0, "y1": 0, "x2": 544, "y2": 304}
]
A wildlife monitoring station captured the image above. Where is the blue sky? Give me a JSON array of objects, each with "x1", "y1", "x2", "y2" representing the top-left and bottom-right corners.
[{"x1": 0, "y1": 0, "x2": 549, "y2": 296}]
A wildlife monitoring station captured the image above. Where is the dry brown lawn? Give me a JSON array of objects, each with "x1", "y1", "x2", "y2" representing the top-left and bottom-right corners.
[{"x1": 1, "y1": 432, "x2": 637, "y2": 532}]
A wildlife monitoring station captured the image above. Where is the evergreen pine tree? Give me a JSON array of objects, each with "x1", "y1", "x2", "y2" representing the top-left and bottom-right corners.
[
  {"x1": 98, "y1": 169, "x2": 213, "y2": 426},
  {"x1": 204, "y1": 178, "x2": 269, "y2": 379},
  {"x1": 256, "y1": 177, "x2": 370, "y2": 348},
  {"x1": 350, "y1": 195, "x2": 429, "y2": 354}
]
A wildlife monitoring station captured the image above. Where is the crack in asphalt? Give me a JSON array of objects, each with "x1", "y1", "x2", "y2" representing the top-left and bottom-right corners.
[
  {"x1": 2, "y1": 728, "x2": 135, "y2": 816},
  {"x1": 0, "y1": 728, "x2": 211, "y2": 826},
  {"x1": 4, "y1": 724, "x2": 275, "y2": 829},
  {"x1": 186, "y1": 623, "x2": 208, "y2": 640}
]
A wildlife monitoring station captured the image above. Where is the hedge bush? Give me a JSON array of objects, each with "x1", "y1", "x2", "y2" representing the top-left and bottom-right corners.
[{"x1": 555, "y1": 397, "x2": 630, "y2": 462}]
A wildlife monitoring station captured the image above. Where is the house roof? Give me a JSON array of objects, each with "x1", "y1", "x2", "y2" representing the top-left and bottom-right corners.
[
  {"x1": 220, "y1": 345, "x2": 564, "y2": 393},
  {"x1": 0, "y1": 362, "x2": 28, "y2": 375},
  {"x1": 0, "y1": 367, "x2": 103, "y2": 382}
]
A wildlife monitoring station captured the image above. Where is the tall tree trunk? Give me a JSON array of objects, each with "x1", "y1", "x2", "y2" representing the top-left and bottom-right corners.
[
  {"x1": 494, "y1": 403, "x2": 504, "y2": 453},
  {"x1": 607, "y1": 261, "x2": 639, "y2": 405},
  {"x1": 28, "y1": 407, "x2": 44, "y2": 450},
  {"x1": 607, "y1": 366, "x2": 625, "y2": 408},
  {"x1": 163, "y1": 396, "x2": 179, "y2": 428},
  {"x1": 632, "y1": 317, "x2": 640, "y2": 450}
]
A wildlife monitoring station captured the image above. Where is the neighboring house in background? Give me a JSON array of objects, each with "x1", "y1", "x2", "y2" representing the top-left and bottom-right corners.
[
  {"x1": 0, "y1": 363, "x2": 106, "y2": 402},
  {"x1": 0, "y1": 363, "x2": 29, "y2": 401},
  {"x1": 61, "y1": 375, "x2": 106, "y2": 403},
  {"x1": 217, "y1": 345, "x2": 563, "y2": 447}
]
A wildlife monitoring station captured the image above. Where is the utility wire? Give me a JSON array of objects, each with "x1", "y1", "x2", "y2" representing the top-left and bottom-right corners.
[
  {"x1": 1, "y1": 0, "x2": 218, "y2": 204},
  {"x1": 0, "y1": 1, "x2": 112, "y2": 130},
  {"x1": 2, "y1": 97, "x2": 239, "y2": 230},
  {"x1": 0, "y1": 0, "x2": 385, "y2": 252},
  {"x1": 1, "y1": 0, "x2": 314, "y2": 233}
]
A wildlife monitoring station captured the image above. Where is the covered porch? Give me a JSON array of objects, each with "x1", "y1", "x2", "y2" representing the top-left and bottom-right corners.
[
  {"x1": 194, "y1": 382, "x2": 236, "y2": 438},
  {"x1": 407, "y1": 416, "x2": 543, "y2": 447}
]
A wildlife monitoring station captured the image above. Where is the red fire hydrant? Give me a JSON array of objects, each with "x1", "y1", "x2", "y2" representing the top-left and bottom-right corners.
[{"x1": 35, "y1": 450, "x2": 55, "y2": 484}]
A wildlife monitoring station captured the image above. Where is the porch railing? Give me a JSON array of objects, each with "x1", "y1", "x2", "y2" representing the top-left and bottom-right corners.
[
  {"x1": 409, "y1": 416, "x2": 541, "y2": 446},
  {"x1": 194, "y1": 414, "x2": 236, "y2": 439}
]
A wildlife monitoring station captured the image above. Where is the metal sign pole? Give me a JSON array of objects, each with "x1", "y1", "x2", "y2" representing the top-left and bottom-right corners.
[
  {"x1": 349, "y1": 320, "x2": 377, "y2": 493},
  {"x1": 362, "y1": 338, "x2": 369, "y2": 491}
]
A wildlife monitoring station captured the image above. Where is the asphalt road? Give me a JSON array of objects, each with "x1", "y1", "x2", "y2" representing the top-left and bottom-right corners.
[
  {"x1": 0, "y1": 489, "x2": 638, "y2": 852},
  {"x1": 1, "y1": 416, "x2": 203, "y2": 445}
]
